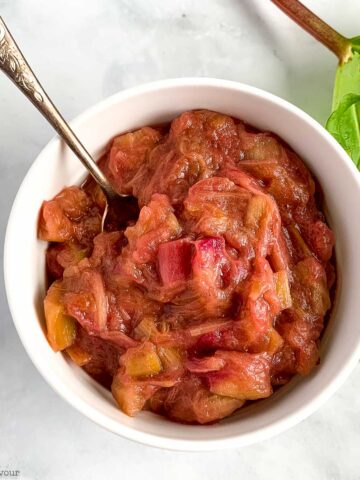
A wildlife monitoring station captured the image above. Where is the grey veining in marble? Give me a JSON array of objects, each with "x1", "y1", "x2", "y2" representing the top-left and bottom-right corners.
[{"x1": 0, "y1": 1, "x2": 360, "y2": 479}]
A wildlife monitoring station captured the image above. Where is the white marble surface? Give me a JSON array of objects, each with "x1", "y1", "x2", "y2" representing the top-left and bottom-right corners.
[{"x1": 1, "y1": 0, "x2": 360, "y2": 478}]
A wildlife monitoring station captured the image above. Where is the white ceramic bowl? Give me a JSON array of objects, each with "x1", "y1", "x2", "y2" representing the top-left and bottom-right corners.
[{"x1": 4, "y1": 78, "x2": 360, "y2": 451}]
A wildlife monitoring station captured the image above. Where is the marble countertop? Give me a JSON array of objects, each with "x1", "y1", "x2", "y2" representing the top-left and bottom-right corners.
[{"x1": 1, "y1": 0, "x2": 360, "y2": 478}]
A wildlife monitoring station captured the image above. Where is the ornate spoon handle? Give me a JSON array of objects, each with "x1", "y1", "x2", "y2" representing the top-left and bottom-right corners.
[{"x1": 0, "y1": 17, "x2": 116, "y2": 197}]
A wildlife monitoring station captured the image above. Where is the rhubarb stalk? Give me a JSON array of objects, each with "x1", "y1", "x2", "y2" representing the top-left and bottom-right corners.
[{"x1": 271, "y1": 0, "x2": 352, "y2": 64}]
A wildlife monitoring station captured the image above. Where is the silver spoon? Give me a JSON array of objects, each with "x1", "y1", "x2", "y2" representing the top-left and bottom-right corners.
[{"x1": 0, "y1": 17, "x2": 129, "y2": 230}]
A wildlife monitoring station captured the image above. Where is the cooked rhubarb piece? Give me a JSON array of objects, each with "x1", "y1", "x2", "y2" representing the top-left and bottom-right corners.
[
  {"x1": 270, "y1": 343, "x2": 297, "y2": 385},
  {"x1": 63, "y1": 263, "x2": 107, "y2": 335},
  {"x1": 120, "y1": 342, "x2": 162, "y2": 378},
  {"x1": 72, "y1": 326, "x2": 121, "y2": 382},
  {"x1": 301, "y1": 219, "x2": 335, "y2": 263},
  {"x1": 107, "y1": 127, "x2": 161, "y2": 195},
  {"x1": 186, "y1": 355, "x2": 226, "y2": 373},
  {"x1": 187, "y1": 236, "x2": 245, "y2": 318},
  {"x1": 157, "y1": 239, "x2": 193, "y2": 286},
  {"x1": 46, "y1": 242, "x2": 89, "y2": 279},
  {"x1": 273, "y1": 270, "x2": 292, "y2": 310},
  {"x1": 44, "y1": 281, "x2": 76, "y2": 351},
  {"x1": 149, "y1": 375, "x2": 244, "y2": 424},
  {"x1": 39, "y1": 200, "x2": 74, "y2": 242},
  {"x1": 65, "y1": 344, "x2": 92, "y2": 367},
  {"x1": 183, "y1": 177, "x2": 252, "y2": 251},
  {"x1": 40, "y1": 109, "x2": 335, "y2": 424},
  {"x1": 112, "y1": 373, "x2": 159, "y2": 416},
  {"x1": 157, "y1": 346, "x2": 184, "y2": 371},
  {"x1": 237, "y1": 125, "x2": 315, "y2": 210},
  {"x1": 130, "y1": 110, "x2": 242, "y2": 207},
  {"x1": 228, "y1": 258, "x2": 282, "y2": 352},
  {"x1": 38, "y1": 186, "x2": 102, "y2": 245},
  {"x1": 277, "y1": 257, "x2": 331, "y2": 375},
  {"x1": 206, "y1": 351, "x2": 272, "y2": 401},
  {"x1": 266, "y1": 328, "x2": 284, "y2": 355},
  {"x1": 118, "y1": 194, "x2": 182, "y2": 289}
]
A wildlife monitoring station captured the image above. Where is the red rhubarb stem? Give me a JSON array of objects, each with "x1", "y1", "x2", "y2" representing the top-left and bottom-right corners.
[{"x1": 271, "y1": 0, "x2": 352, "y2": 64}]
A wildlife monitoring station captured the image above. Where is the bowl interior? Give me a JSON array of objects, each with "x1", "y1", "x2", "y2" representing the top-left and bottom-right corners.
[{"x1": 5, "y1": 79, "x2": 360, "y2": 450}]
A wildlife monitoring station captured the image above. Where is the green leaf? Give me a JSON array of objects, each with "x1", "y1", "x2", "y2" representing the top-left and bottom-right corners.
[
  {"x1": 326, "y1": 93, "x2": 360, "y2": 166},
  {"x1": 350, "y1": 35, "x2": 360, "y2": 55},
  {"x1": 327, "y1": 50, "x2": 360, "y2": 167},
  {"x1": 332, "y1": 52, "x2": 360, "y2": 110}
]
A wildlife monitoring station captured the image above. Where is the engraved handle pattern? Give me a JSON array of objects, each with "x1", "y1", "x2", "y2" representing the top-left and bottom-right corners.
[
  {"x1": 0, "y1": 17, "x2": 118, "y2": 198},
  {"x1": 0, "y1": 21, "x2": 43, "y2": 104}
]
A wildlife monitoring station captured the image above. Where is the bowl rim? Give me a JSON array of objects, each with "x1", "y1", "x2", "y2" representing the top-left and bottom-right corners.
[{"x1": 4, "y1": 77, "x2": 360, "y2": 451}]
